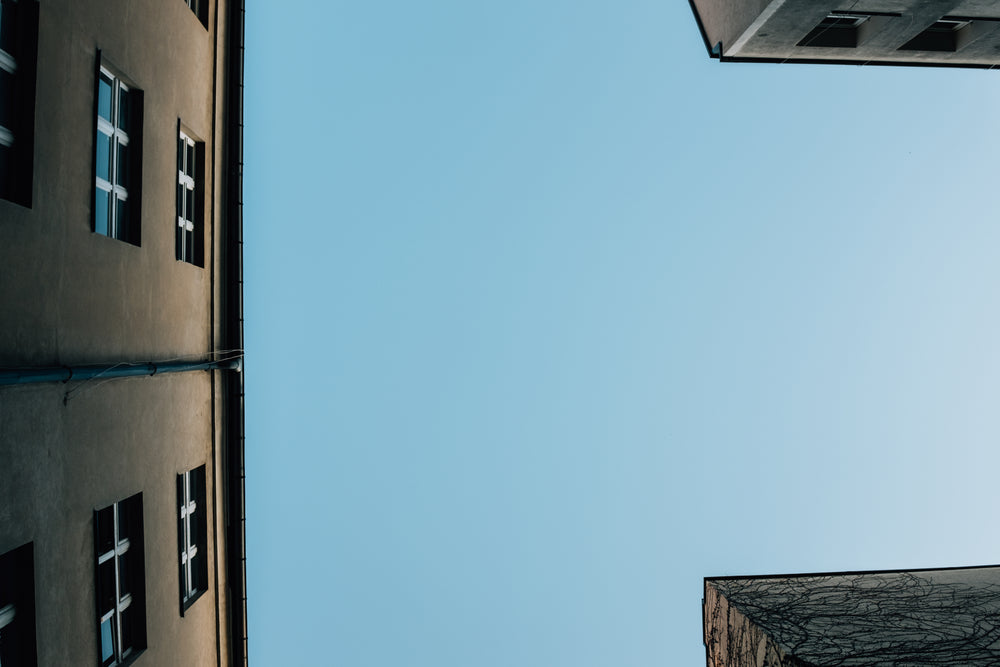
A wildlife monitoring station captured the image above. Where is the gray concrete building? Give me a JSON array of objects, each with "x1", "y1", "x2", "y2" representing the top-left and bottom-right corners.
[
  {"x1": 703, "y1": 565, "x2": 1000, "y2": 666},
  {"x1": 0, "y1": 0, "x2": 246, "y2": 665},
  {"x1": 690, "y1": 0, "x2": 1000, "y2": 67}
]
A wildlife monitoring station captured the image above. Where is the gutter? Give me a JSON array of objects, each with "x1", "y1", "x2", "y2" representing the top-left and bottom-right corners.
[
  {"x1": 0, "y1": 357, "x2": 242, "y2": 386},
  {"x1": 223, "y1": 0, "x2": 248, "y2": 663}
]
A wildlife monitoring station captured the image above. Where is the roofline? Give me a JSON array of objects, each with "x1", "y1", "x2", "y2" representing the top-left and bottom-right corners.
[
  {"x1": 687, "y1": 0, "x2": 1000, "y2": 70},
  {"x1": 223, "y1": 0, "x2": 248, "y2": 663},
  {"x1": 715, "y1": 54, "x2": 1000, "y2": 69},
  {"x1": 706, "y1": 562, "x2": 1000, "y2": 583}
]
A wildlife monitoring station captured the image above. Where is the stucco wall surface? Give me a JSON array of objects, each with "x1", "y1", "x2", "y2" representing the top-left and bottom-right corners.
[
  {"x1": 0, "y1": 0, "x2": 220, "y2": 366},
  {"x1": 0, "y1": 0, "x2": 237, "y2": 664},
  {"x1": 0, "y1": 373, "x2": 223, "y2": 665}
]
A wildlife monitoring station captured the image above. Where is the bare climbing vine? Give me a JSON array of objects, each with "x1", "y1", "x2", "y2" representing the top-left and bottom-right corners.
[{"x1": 712, "y1": 570, "x2": 1000, "y2": 666}]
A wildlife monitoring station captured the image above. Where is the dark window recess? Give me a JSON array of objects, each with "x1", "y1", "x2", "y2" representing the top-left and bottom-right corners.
[
  {"x1": 798, "y1": 14, "x2": 868, "y2": 47},
  {"x1": 0, "y1": 0, "x2": 39, "y2": 207},
  {"x1": 798, "y1": 12, "x2": 898, "y2": 48},
  {"x1": 0, "y1": 542, "x2": 39, "y2": 667},
  {"x1": 900, "y1": 19, "x2": 972, "y2": 51},
  {"x1": 185, "y1": 0, "x2": 208, "y2": 27}
]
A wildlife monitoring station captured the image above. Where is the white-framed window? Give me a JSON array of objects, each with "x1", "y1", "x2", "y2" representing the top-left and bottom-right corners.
[
  {"x1": 184, "y1": 0, "x2": 207, "y2": 27},
  {"x1": 0, "y1": 0, "x2": 18, "y2": 153},
  {"x1": 94, "y1": 60, "x2": 141, "y2": 244},
  {"x1": 900, "y1": 17, "x2": 975, "y2": 51},
  {"x1": 176, "y1": 130, "x2": 200, "y2": 264},
  {"x1": 0, "y1": 0, "x2": 38, "y2": 206},
  {"x1": 798, "y1": 13, "x2": 870, "y2": 47},
  {"x1": 0, "y1": 602, "x2": 17, "y2": 664},
  {"x1": 95, "y1": 494, "x2": 146, "y2": 667},
  {"x1": 94, "y1": 68, "x2": 130, "y2": 240},
  {"x1": 0, "y1": 542, "x2": 37, "y2": 666},
  {"x1": 178, "y1": 465, "x2": 208, "y2": 613}
]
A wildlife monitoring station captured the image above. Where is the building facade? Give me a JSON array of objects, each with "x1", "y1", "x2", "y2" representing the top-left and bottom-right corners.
[
  {"x1": 704, "y1": 565, "x2": 1000, "y2": 666},
  {"x1": 0, "y1": 0, "x2": 246, "y2": 665},
  {"x1": 690, "y1": 0, "x2": 1000, "y2": 67}
]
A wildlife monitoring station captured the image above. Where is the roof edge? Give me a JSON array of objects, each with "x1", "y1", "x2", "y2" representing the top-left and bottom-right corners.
[
  {"x1": 706, "y1": 562, "x2": 1000, "y2": 583},
  {"x1": 687, "y1": 0, "x2": 722, "y2": 58}
]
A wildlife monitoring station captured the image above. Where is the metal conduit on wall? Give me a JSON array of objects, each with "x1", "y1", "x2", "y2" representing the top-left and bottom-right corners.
[{"x1": 0, "y1": 357, "x2": 243, "y2": 386}]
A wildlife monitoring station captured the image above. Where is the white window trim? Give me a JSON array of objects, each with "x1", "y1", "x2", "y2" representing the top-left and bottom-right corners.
[
  {"x1": 0, "y1": 0, "x2": 18, "y2": 150},
  {"x1": 179, "y1": 469, "x2": 199, "y2": 602},
  {"x1": 827, "y1": 13, "x2": 869, "y2": 26},
  {"x1": 96, "y1": 67, "x2": 131, "y2": 240},
  {"x1": 932, "y1": 19, "x2": 971, "y2": 31},
  {"x1": 0, "y1": 602, "x2": 15, "y2": 630},
  {"x1": 0, "y1": 49, "x2": 16, "y2": 75},
  {"x1": 0, "y1": 0, "x2": 16, "y2": 75},
  {"x1": 98, "y1": 502, "x2": 134, "y2": 666},
  {"x1": 177, "y1": 131, "x2": 197, "y2": 262}
]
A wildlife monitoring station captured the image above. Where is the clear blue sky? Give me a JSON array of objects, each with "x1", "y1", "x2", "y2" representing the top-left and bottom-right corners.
[{"x1": 243, "y1": 1, "x2": 1000, "y2": 664}]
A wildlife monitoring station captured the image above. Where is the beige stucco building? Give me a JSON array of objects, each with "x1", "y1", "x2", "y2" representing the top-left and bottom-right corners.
[
  {"x1": 0, "y1": 0, "x2": 246, "y2": 665},
  {"x1": 690, "y1": 0, "x2": 1000, "y2": 67}
]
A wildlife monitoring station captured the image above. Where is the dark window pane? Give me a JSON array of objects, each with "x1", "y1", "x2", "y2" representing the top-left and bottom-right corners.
[
  {"x1": 186, "y1": 143, "x2": 194, "y2": 177},
  {"x1": 185, "y1": 229, "x2": 194, "y2": 262},
  {"x1": 185, "y1": 188, "x2": 194, "y2": 221},
  {"x1": 117, "y1": 87, "x2": 129, "y2": 132},
  {"x1": 116, "y1": 141, "x2": 128, "y2": 188},
  {"x1": 98, "y1": 75, "x2": 113, "y2": 121},
  {"x1": 100, "y1": 616, "x2": 115, "y2": 664},
  {"x1": 120, "y1": 606, "x2": 134, "y2": 652},
  {"x1": 0, "y1": 2, "x2": 17, "y2": 58},
  {"x1": 191, "y1": 553, "x2": 205, "y2": 591},
  {"x1": 95, "y1": 131, "x2": 110, "y2": 182},
  {"x1": 177, "y1": 137, "x2": 183, "y2": 174},
  {"x1": 97, "y1": 559, "x2": 116, "y2": 613},
  {"x1": 118, "y1": 549, "x2": 131, "y2": 598},
  {"x1": 96, "y1": 506, "x2": 115, "y2": 554},
  {"x1": 176, "y1": 216, "x2": 183, "y2": 259},
  {"x1": 115, "y1": 196, "x2": 129, "y2": 241},
  {"x1": 116, "y1": 498, "x2": 129, "y2": 540},
  {"x1": 0, "y1": 68, "x2": 14, "y2": 131},
  {"x1": 118, "y1": 495, "x2": 140, "y2": 541},
  {"x1": 0, "y1": 631, "x2": 12, "y2": 666},
  {"x1": 94, "y1": 189, "x2": 110, "y2": 235}
]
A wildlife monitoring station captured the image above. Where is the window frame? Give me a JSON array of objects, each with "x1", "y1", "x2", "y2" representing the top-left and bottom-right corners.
[
  {"x1": 94, "y1": 494, "x2": 146, "y2": 667},
  {"x1": 177, "y1": 465, "x2": 208, "y2": 614},
  {"x1": 898, "y1": 17, "x2": 984, "y2": 52},
  {"x1": 797, "y1": 11, "x2": 899, "y2": 49},
  {"x1": 0, "y1": 0, "x2": 39, "y2": 207},
  {"x1": 176, "y1": 126, "x2": 204, "y2": 266},
  {"x1": 0, "y1": 542, "x2": 38, "y2": 666},
  {"x1": 184, "y1": 0, "x2": 208, "y2": 27},
  {"x1": 92, "y1": 53, "x2": 143, "y2": 245}
]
